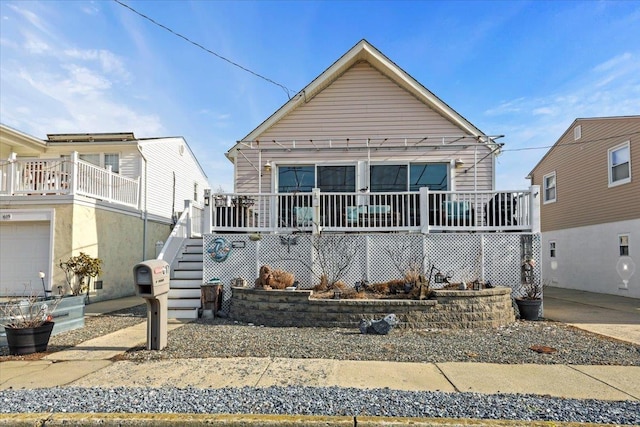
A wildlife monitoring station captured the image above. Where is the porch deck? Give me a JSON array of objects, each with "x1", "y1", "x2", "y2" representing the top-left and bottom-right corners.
[
  {"x1": 0, "y1": 154, "x2": 140, "y2": 208},
  {"x1": 205, "y1": 187, "x2": 540, "y2": 234}
]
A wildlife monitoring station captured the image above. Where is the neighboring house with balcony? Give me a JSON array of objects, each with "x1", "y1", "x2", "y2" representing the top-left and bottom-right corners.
[
  {"x1": 162, "y1": 39, "x2": 540, "y2": 319},
  {"x1": 528, "y1": 116, "x2": 640, "y2": 298},
  {"x1": 0, "y1": 124, "x2": 209, "y2": 302}
]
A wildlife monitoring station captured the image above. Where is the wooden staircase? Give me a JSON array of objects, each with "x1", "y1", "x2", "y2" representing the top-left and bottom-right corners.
[{"x1": 168, "y1": 238, "x2": 203, "y2": 319}]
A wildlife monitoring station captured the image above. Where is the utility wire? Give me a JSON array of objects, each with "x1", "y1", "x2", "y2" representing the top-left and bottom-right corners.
[
  {"x1": 501, "y1": 130, "x2": 640, "y2": 152},
  {"x1": 113, "y1": 0, "x2": 295, "y2": 99}
]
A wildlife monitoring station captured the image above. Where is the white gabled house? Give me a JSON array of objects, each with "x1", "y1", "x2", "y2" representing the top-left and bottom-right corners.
[{"x1": 0, "y1": 125, "x2": 210, "y2": 302}]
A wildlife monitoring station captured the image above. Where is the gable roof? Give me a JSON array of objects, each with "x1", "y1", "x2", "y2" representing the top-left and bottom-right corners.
[
  {"x1": 527, "y1": 115, "x2": 640, "y2": 178},
  {"x1": 227, "y1": 39, "x2": 488, "y2": 160}
]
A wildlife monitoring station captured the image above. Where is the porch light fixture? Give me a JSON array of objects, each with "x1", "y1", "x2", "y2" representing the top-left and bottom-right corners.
[
  {"x1": 264, "y1": 161, "x2": 272, "y2": 172},
  {"x1": 204, "y1": 189, "x2": 211, "y2": 207},
  {"x1": 39, "y1": 271, "x2": 48, "y2": 296},
  {"x1": 454, "y1": 158, "x2": 465, "y2": 168}
]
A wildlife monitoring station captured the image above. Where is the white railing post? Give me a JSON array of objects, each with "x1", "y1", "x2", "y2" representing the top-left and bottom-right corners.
[
  {"x1": 184, "y1": 199, "x2": 193, "y2": 237},
  {"x1": 312, "y1": 188, "x2": 321, "y2": 235},
  {"x1": 530, "y1": 185, "x2": 541, "y2": 233},
  {"x1": 106, "y1": 165, "x2": 113, "y2": 203},
  {"x1": 203, "y1": 189, "x2": 212, "y2": 234},
  {"x1": 419, "y1": 187, "x2": 430, "y2": 234},
  {"x1": 70, "y1": 152, "x2": 78, "y2": 195},
  {"x1": 6, "y1": 152, "x2": 17, "y2": 194}
]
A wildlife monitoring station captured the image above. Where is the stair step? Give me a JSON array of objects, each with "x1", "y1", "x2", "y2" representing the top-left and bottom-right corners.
[
  {"x1": 170, "y1": 279, "x2": 203, "y2": 289},
  {"x1": 176, "y1": 260, "x2": 204, "y2": 270},
  {"x1": 173, "y1": 270, "x2": 202, "y2": 280},
  {"x1": 179, "y1": 253, "x2": 203, "y2": 262},
  {"x1": 168, "y1": 298, "x2": 201, "y2": 309},
  {"x1": 169, "y1": 288, "x2": 201, "y2": 299},
  {"x1": 168, "y1": 307, "x2": 199, "y2": 319}
]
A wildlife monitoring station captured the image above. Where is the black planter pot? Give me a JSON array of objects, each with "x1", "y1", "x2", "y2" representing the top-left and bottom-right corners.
[
  {"x1": 5, "y1": 321, "x2": 54, "y2": 355},
  {"x1": 516, "y1": 299, "x2": 542, "y2": 321}
]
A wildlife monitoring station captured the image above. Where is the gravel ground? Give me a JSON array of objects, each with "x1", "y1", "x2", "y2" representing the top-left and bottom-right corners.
[
  {"x1": 2, "y1": 304, "x2": 640, "y2": 425},
  {"x1": 121, "y1": 317, "x2": 640, "y2": 366},
  {"x1": 0, "y1": 386, "x2": 638, "y2": 425}
]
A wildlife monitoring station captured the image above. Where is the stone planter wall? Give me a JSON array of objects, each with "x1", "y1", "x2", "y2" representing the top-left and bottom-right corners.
[{"x1": 229, "y1": 287, "x2": 515, "y2": 329}]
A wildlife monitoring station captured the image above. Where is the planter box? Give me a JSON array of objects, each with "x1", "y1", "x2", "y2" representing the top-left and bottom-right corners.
[{"x1": 0, "y1": 295, "x2": 85, "y2": 347}]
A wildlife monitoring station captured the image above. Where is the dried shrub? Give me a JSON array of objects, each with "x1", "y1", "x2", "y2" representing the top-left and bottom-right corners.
[
  {"x1": 270, "y1": 269, "x2": 295, "y2": 290},
  {"x1": 386, "y1": 279, "x2": 406, "y2": 294},
  {"x1": 333, "y1": 281, "x2": 347, "y2": 290},
  {"x1": 313, "y1": 274, "x2": 330, "y2": 292},
  {"x1": 255, "y1": 265, "x2": 273, "y2": 289},
  {"x1": 371, "y1": 282, "x2": 389, "y2": 294}
]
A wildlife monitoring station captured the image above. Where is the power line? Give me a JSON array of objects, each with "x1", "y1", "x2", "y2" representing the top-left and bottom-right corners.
[
  {"x1": 113, "y1": 0, "x2": 295, "y2": 99},
  {"x1": 501, "y1": 130, "x2": 640, "y2": 152}
]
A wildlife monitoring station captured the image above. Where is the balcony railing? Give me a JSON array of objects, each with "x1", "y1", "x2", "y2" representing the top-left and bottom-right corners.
[
  {"x1": 0, "y1": 155, "x2": 140, "y2": 209},
  {"x1": 207, "y1": 187, "x2": 540, "y2": 234}
]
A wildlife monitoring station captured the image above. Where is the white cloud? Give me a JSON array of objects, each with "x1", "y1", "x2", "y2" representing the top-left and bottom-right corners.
[
  {"x1": 63, "y1": 48, "x2": 130, "y2": 81},
  {"x1": 593, "y1": 52, "x2": 632, "y2": 73}
]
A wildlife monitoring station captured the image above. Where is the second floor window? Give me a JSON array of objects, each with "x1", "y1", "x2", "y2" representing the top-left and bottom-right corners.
[
  {"x1": 608, "y1": 142, "x2": 631, "y2": 186},
  {"x1": 79, "y1": 153, "x2": 120, "y2": 174},
  {"x1": 543, "y1": 172, "x2": 556, "y2": 203}
]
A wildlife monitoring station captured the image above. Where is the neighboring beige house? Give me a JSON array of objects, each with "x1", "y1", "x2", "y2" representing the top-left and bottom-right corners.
[
  {"x1": 186, "y1": 39, "x2": 542, "y2": 318},
  {"x1": 528, "y1": 116, "x2": 640, "y2": 298},
  {"x1": 218, "y1": 39, "x2": 536, "y2": 234},
  {"x1": 0, "y1": 125, "x2": 210, "y2": 301}
]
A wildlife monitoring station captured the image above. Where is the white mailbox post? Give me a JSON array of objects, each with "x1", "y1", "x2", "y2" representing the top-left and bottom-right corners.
[{"x1": 133, "y1": 260, "x2": 170, "y2": 350}]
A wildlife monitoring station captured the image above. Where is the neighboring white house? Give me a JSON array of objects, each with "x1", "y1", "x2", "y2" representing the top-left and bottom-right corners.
[
  {"x1": 528, "y1": 116, "x2": 640, "y2": 298},
  {"x1": 0, "y1": 125, "x2": 210, "y2": 301}
]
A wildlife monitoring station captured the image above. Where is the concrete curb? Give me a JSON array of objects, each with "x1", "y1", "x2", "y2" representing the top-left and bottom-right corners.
[{"x1": 0, "y1": 413, "x2": 615, "y2": 427}]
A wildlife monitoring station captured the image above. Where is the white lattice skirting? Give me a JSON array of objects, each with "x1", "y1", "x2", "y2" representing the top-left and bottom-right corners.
[{"x1": 203, "y1": 233, "x2": 540, "y2": 315}]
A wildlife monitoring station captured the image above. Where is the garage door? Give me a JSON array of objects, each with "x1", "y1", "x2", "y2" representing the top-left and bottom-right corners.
[{"x1": 0, "y1": 221, "x2": 50, "y2": 296}]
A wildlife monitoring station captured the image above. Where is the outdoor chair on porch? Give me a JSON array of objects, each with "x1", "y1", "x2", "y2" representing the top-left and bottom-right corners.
[{"x1": 442, "y1": 201, "x2": 474, "y2": 226}]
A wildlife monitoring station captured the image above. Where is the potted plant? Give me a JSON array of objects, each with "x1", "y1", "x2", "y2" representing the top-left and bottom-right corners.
[
  {"x1": 1, "y1": 289, "x2": 61, "y2": 355},
  {"x1": 515, "y1": 281, "x2": 543, "y2": 321},
  {"x1": 59, "y1": 252, "x2": 103, "y2": 304}
]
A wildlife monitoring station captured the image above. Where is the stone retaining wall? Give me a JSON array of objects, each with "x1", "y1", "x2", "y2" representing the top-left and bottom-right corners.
[{"x1": 229, "y1": 287, "x2": 515, "y2": 329}]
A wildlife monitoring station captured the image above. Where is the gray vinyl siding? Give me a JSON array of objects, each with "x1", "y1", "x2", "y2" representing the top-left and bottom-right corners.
[
  {"x1": 530, "y1": 116, "x2": 640, "y2": 232},
  {"x1": 236, "y1": 62, "x2": 493, "y2": 192}
]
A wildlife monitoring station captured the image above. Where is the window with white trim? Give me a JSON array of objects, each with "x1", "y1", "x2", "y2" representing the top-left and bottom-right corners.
[
  {"x1": 549, "y1": 241, "x2": 556, "y2": 258},
  {"x1": 574, "y1": 125, "x2": 581, "y2": 140},
  {"x1": 608, "y1": 142, "x2": 631, "y2": 186},
  {"x1": 543, "y1": 171, "x2": 556, "y2": 203},
  {"x1": 79, "y1": 153, "x2": 120, "y2": 174},
  {"x1": 193, "y1": 182, "x2": 199, "y2": 202},
  {"x1": 104, "y1": 153, "x2": 120, "y2": 173},
  {"x1": 619, "y1": 234, "x2": 629, "y2": 256}
]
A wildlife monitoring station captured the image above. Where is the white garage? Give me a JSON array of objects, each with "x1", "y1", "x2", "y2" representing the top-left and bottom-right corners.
[{"x1": 0, "y1": 211, "x2": 53, "y2": 296}]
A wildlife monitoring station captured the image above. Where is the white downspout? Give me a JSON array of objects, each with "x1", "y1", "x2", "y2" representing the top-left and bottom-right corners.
[{"x1": 137, "y1": 145, "x2": 149, "y2": 261}]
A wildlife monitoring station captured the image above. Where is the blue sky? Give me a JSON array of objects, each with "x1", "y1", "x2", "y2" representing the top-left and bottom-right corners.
[{"x1": 1, "y1": 1, "x2": 639, "y2": 192}]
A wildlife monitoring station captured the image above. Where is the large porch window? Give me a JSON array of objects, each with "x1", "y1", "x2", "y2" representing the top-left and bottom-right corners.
[
  {"x1": 370, "y1": 163, "x2": 448, "y2": 192},
  {"x1": 277, "y1": 165, "x2": 356, "y2": 192}
]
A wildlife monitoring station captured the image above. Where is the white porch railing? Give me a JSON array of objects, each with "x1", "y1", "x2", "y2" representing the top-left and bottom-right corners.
[
  {"x1": 0, "y1": 154, "x2": 140, "y2": 209},
  {"x1": 207, "y1": 187, "x2": 540, "y2": 234},
  {"x1": 157, "y1": 200, "x2": 204, "y2": 262}
]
